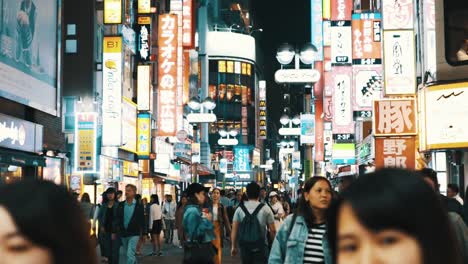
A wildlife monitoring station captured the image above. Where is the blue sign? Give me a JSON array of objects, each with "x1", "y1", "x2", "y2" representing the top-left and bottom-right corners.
[
  {"x1": 311, "y1": 0, "x2": 324, "y2": 60},
  {"x1": 234, "y1": 147, "x2": 250, "y2": 172}
]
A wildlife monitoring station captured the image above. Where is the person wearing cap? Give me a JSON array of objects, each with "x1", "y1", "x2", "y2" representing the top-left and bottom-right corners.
[
  {"x1": 269, "y1": 191, "x2": 285, "y2": 231},
  {"x1": 182, "y1": 183, "x2": 216, "y2": 264}
]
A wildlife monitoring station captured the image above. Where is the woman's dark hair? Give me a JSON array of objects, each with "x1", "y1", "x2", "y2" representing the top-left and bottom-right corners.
[
  {"x1": 81, "y1": 192, "x2": 91, "y2": 203},
  {"x1": 246, "y1": 181, "x2": 260, "y2": 199},
  {"x1": 178, "y1": 195, "x2": 188, "y2": 208},
  {"x1": 102, "y1": 188, "x2": 117, "y2": 204},
  {"x1": 186, "y1": 183, "x2": 205, "y2": 205},
  {"x1": 327, "y1": 168, "x2": 462, "y2": 264},
  {"x1": 297, "y1": 177, "x2": 332, "y2": 228},
  {"x1": 0, "y1": 180, "x2": 97, "y2": 264},
  {"x1": 150, "y1": 194, "x2": 160, "y2": 205}
]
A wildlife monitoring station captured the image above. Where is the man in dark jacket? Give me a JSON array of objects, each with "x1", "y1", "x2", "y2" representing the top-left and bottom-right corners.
[{"x1": 117, "y1": 184, "x2": 145, "y2": 264}]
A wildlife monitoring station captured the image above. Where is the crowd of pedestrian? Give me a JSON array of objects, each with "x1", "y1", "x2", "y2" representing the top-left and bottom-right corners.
[{"x1": 1, "y1": 167, "x2": 468, "y2": 264}]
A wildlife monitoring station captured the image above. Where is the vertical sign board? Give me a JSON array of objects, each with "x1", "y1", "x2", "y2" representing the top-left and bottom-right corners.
[
  {"x1": 104, "y1": 0, "x2": 122, "y2": 24},
  {"x1": 137, "y1": 0, "x2": 151, "y2": 13},
  {"x1": 137, "y1": 65, "x2": 151, "y2": 111},
  {"x1": 332, "y1": 66, "x2": 354, "y2": 134},
  {"x1": 331, "y1": 21, "x2": 352, "y2": 65},
  {"x1": 182, "y1": 0, "x2": 194, "y2": 48},
  {"x1": 242, "y1": 107, "x2": 248, "y2": 136},
  {"x1": 375, "y1": 137, "x2": 415, "y2": 169},
  {"x1": 383, "y1": 30, "x2": 416, "y2": 95},
  {"x1": 301, "y1": 114, "x2": 315, "y2": 144},
  {"x1": 75, "y1": 113, "x2": 98, "y2": 173},
  {"x1": 234, "y1": 147, "x2": 251, "y2": 172},
  {"x1": 102, "y1": 36, "x2": 123, "y2": 146},
  {"x1": 157, "y1": 14, "x2": 178, "y2": 136},
  {"x1": 192, "y1": 143, "x2": 200, "y2": 163},
  {"x1": 331, "y1": 0, "x2": 353, "y2": 21},
  {"x1": 137, "y1": 113, "x2": 151, "y2": 159},
  {"x1": 423, "y1": 0, "x2": 436, "y2": 75},
  {"x1": 171, "y1": 1, "x2": 185, "y2": 131},
  {"x1": 259, "y1": 81, "x2": 267, "y2": 140},
  {"x1": 381, "y1": 0, "x2": 414, "y2": 30},
  {"x1": 121, "y1": 98, "x2": 137, "y2": 153},
  {"x1": 137, "y1": 16, "x2": 151, "y2": 62},
  {"x1": 373, "y1": 99, "x2": 417, "y2": 136},
  {"x1": 352, "y1": 65, "x2": 383, "y2": 111},
  {"x1": 314, "y1": 61, "x2": 325, "y2": 162},
  {"x1": 352, "y1": 13, "x2": 382, "y2": 65},
  {"x1": 311, "y1": 0, "x2": 324, "y2": 60},
  {"x1": 323, "y1": 0, "x2": 331, "y2": 20}
]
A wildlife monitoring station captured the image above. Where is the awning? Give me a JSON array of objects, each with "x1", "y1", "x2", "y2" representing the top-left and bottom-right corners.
[
  {"x1": 0, "y1": 148, "x2": 46, "y2": 167},
  {"x1": 153, "y1": 173, "x2": 182, "y2": 185},
  {"x1": 175, "y1": 156, "x2": 191, "y2": 165},
  {"x1": 197, "y1": 164, "x2": 215, "y2": 176}
]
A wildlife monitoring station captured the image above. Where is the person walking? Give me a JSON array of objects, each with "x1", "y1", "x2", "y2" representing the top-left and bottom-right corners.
[
  {"x1": 80, "y1": 193, "x2": 96, "y2": 221},
  {"x1": 149, "y1": 194, "x2": 163, "y2": 256},
  {"x1": 448, "y1": 184, "x2": 464, "y2": 205},
  {"x1": 183, "y1": 183, "x2": 216, "y2": 264},
  {"x1": 269, "y1": 177, "x2": 333, "y2": 264},
  {"x1": 175, "y1": 196, "x2": 188, "y2": 249},
  {"x1": 280, "y1": 195, "x2": 291, "y2": 216},
  {"x1": 98, "y1": 188, "x2": 120, "y2": 264},
  {"x1": 220, "y1": 189, "x2": 231, "y2": 207},
  {"x1": 117, "y1": 184, "x2": 145, "y2": 264},
  {"x1": 269, "y1": 191, "x2": 285, "y2": 230},
  {"x1": 231, "y1": 182, "x2": 276, "y2": 264},
  {"x1": 211, "y1": 188, "x2": 232, "y2": 264},
  {"x1": 162, "y1": 194, "x2": 177, "y2": 245},
  {"x1": 136, "y1": 197, "x2": 148, "y2": 255}
]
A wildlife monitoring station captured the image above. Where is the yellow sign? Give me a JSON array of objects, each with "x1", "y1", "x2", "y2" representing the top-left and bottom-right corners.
[
  {"x1": 75, "y1": 113, "x2": 98, "y2": 173},
  {"x1": 138, "y1": 0, "x2": 151, "y2": 13},
  {"x1": 124, "y1": 161, "x2": 139, "y2": 177},
  {"x1": 138, "y1": 16, "x2": 152, "y2": 25},
  {"x1": 104, "y1": 0, "x2": 122, "y2": 24},
  {"x1": 103, "y1": 36, "x2": 122, "y2": 53},
  {"x1": 137, "y1": 113, "x2": 151, "y2": 158}
]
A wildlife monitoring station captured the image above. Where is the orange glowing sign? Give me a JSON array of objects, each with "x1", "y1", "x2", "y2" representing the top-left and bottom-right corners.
[
  {"x1": 182, "y1": 0, "x2": 194, "y2": 48},
  {"x1": 375, "y1": 137, "x2": 415, "y2": 169},
  {"x1": 373, "y1": 99, "x2": 417, "y2": 136},
  {"x1": 157, "y1": 14, "x2": 178, "y2": 136}
]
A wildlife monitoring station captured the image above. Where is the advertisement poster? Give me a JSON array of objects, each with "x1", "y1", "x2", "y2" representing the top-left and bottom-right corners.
[
  {"x1": 382, "y1": 0, "x2": 414, "y2": 30},
  {"x1": 102, "y1": 36, "x2": 123, "y2": 146},
  {"x1": 68, "y1": 174, "x2": 83, "y2": 193},
  {"x1": 331, "y1": 0, "x2": 353, "y2": 21},
  {"x1": 137, "y1": 0, "x2": 151, "y2": 13},
  {"x1": 157, "y1": 14, "x2": 178, "y2": 136},
  {"x1": 383, "y1": 30, "x2": 416, "y2": 95},
  {"x1": 137, "y1": 16, "x2": 151, "y2": 62},
  {"x1": 311, "y1": 0, "x2": 324, "y2": 60},
  {"x1": 352, "y1": 65, "x2": 383, "y2": 110},
  {"x1": 332, "y1": 143, "x2": 356, "y2": 165},
  {"x1": 234, "y1": 146, "x2": 250, "y2": 172},
  {"x1": 137, "y1": 113, "x2": 151, "y2": 158},
  {"x1": 351, "y1": 13, "x2": 382, "y2": 65},
  {"x1": 121, "y1": 98, "x2": 137, "y2": 153},
  {"x1": 292, "y1": 151, "x2": 302, "y2": 169},
  {"x1": 43, "y1": 157, "x2": 62, "y2": 185},
  {"x1": 424, "y1": 84, "x2": 468, "y2": 149},
  {"x1": 75, "y1": 113, "x2": 97, "y2": 173},
  {"x1": 104, "y1": 0, "x2": 122, "y2": 24},
  {"x1": 331, "y1": 21, "x2": 352, "y2": 65},
  {"x1": 301, "y1": 114, "x2": 315, "y2": 144},
  {"x1": 191, "y1": 143, "x2": 200, "y2": 163},
  {"x1": 0, "y1": 0, "x2": 59, "y2": 115},
  {"x1": 374, "y1": 99, "x2": 417, "y2": 136},
  {"x1": 137, "y1": 65, "x2": 151, "y2": 111},
  {"x1": 332, "y1": 66, "x2": 354, "y2": 134},
  {"x1": 375, "y1": 137, "x2": 415, "y2": 169}
]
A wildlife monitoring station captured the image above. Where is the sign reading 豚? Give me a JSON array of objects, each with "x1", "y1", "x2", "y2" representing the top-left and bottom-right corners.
[
  {"x1": 102, "y1": 36, "x2": 123, "y2": 146},
  {"x1": 373, "y1": 99, "x2": 417, "y2": 136},
  {"x1": 0, "y1": 113, "x2": 43, "y2": 153}
]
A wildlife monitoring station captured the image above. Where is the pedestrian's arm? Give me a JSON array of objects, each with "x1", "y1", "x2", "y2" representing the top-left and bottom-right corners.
[
  {"x1": 149, "y1": 205, "x2": 154, "y2": 231},
  {"x1": 223, "y1": 206, "x2": 232, "y2": 234},
  {"x1": 139, "y1": 205, "x2": 146, "y2": 235},
  {"x1": 231, "y1": 221, "x2": 239, "y2": 249}
]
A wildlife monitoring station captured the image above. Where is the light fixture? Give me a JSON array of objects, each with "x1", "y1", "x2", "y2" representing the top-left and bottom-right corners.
[
  {"x1": 292, "y1": 115, "x2": 301, "y2": 126},
  {"x1": 280, "y1": 140, "x2": 288, "y2": 148},
  {"x1": 276, "y1": 43, "x2": 295, "y2": 65},
  {"x1": 202, "y1": 97, "x2": 216, "y2": 111},
  {"x1": 229, "y1": 24, "x2": 240, "y2": 32},
  {"x1": 299, "y1": 43, "x2": 318, "y2": 65},
  {"x1": 289, "y1": 140, "x2": 295, "y2": 147},
  {"x1": 279, "y1": 114, "x2": 290, "y2": 126},
  {"x1": 229, "y1": 129, "x2": 238, "y2": 137},
  {"x1": 218, "y1": 129, "x2": 228, "y2": 138},
  {"x1": 188, "y1": 97, "x2": 201, "y2": 111}
]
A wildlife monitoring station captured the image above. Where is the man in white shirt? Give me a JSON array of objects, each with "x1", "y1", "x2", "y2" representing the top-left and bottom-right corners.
[
  {"x1": 448, "y1": 184, "x2": 464, "y2": 206},
  {"x1": 162, "y1": 194, "x2": 177, "y2": 244}
]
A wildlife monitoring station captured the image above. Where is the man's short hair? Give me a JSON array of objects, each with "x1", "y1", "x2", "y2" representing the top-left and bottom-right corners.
[
  {"x1": 448, "y1": 184, "x2": 460, "y2": 194},
  {"x1": 418, "y1": 168, "x2": 439, "y2": 187},
  {"x1": 126, "y1": 184, "x2": 137, "y2": 192},
  {"x1": 260, "y1": 187, "x2": 266, "y2": 192},
  {"x1": 246, "y1": 182, "x2": 260, "y2": 199},
  {"x1": 220, "y1": 190, "x2": 226, "y2": 196}
]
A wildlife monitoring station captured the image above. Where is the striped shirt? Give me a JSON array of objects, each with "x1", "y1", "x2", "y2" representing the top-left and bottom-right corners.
[{"x1": 303, "y1": 223, "x2": 326, "y2": 263}]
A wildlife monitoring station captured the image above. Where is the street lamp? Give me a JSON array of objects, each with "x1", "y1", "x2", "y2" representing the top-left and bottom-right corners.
[
  {"x1": 218, "y1": 128, "x2": 239, "y2": 146},
  {"x1": 279, "y1": 114, "x2": 301, "y2": 136},
  {"x1": 187, "y1": 97, "x2": 217, "y2": 123},
  {"x1": 276, "y1": 43, "x2": 295, "y2": 65},
  {"x1": 299, "y1": 43, "x2": 318, "y2": 65}
]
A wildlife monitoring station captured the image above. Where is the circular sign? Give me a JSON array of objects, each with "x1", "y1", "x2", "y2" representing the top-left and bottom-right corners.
[{"x1": 176, "y1": 130, "x2": 188, "y2": 142}]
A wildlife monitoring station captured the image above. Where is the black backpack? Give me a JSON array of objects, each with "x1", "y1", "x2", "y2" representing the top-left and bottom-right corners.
[{"x1": 238, "y1": 203, "x2": 265, "y2": 253}]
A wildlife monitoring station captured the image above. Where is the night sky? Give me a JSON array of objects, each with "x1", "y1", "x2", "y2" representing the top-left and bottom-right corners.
[{"x1": 251, "y1": 0, "x2": 311, "y2": 140}]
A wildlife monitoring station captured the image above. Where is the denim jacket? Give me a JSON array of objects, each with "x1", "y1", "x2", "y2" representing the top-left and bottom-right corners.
[
  {"x1": 183, "y1": 204, "x2": 215, "y2": 243},
  {"x1": 97, "y1": 202, "x2": 119, "y2": 233},
  {"x1": 269, "y1": 214, "x2": 332, "y2": 264}
]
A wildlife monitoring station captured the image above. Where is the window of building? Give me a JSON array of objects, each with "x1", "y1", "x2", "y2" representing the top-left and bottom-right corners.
[
  {"x1": 432, "y1": 152, "x2": 448, "y2": 195},
  {"x1": 444, "y1": 1, "x2": 468, "y2": 65}
]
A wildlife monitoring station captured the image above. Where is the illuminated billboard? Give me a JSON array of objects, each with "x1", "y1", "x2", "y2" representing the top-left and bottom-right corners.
[
  {"x1": 104, "y1": 0, "x2": 122, "y2": 24},
  {"x1": 0, "y1": 0, "x2": 60, "y2": 115},
  {"x1": 121, "y1": 98, "x2": 137, "y2": 153},
  {"x1": 137, "y1": 113, "x2": 151, "y2": 158},
  {"x1": 75, "y1": 113, "x2": 98, "y2": 173}
]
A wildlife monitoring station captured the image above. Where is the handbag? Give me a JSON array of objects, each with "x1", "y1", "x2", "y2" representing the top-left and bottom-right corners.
[{"x1": 183, "y1": 220, "x2": 217, "y2": 264}]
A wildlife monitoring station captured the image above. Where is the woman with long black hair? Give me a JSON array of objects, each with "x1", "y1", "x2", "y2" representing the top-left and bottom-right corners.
[
  {"x1": 328, "y1": 168, "x2": 462, "y2": 264},
  {"x1": 269, "y1": 177, "x2": 333, "y2": 264},
  {"x1": 97, "y1": 188, "x2": 120, "y2": 263},
  {"x1": 149, "y1": 194, "x2": 163, "y2": 256}
]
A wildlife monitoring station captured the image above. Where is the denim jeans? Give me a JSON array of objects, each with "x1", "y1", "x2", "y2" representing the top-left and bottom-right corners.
[
  {"x1": 100, "y1": 233, "x2": 120, "y2": 264},
  {"x1": 240, "y1": 245, "x2": 268, "y2": 264},
  {"x1": 121, "y1": 236, "x2": 139, "y2": 264},
  {"x1": 164, "y1": 219, "x2": 175, "y2": 243}
]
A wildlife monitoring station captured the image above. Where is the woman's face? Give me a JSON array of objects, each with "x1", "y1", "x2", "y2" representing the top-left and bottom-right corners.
[
  {"x1": 336, "y1": 203, "x2": 423, "y2": 264},
  {"x1": 106, "y1": 192, "x2": 115, "y2": 201},
  {"x1": 271, "y1": 196, "x2": 278, "y2": 204},
  {"x1": 181, "y1": 197, "x2": 188, "y2": 205},
  {"x1": 304, "y1": 180, "x2": 332, "y2": 210},
  {"x1": 212, "y1": 189, "x2": 220, "y2": 202},
  {"x1": 0, "y1": 207, "x2": 53, "y2": 264},
  {"x1": 195, "y1": 191, "x2": 206, "y2": 205}
]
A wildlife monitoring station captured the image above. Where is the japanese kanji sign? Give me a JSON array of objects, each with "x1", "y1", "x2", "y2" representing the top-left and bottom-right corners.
[
  {"x1": 331, "y1": 0, "x2": 353, "y2": 21},
  {"x1": 383, "y1": 30, "x2": 416, "y2": 95},
  {"x1": 332, "y1": 66, "x2": 354, "y2": 134},
  {"x1": 375, "y1": 137, "x2": 415, "y2": 169},
  {"x1": 182, "y1": 0, "x2": 194, "y2": 48},
  {"x1": 157, "y1": 14, "x2": 178, "y2": 136},
  {"x1": 258, "y1": 81, "x2": 267, "y2": 140},
  {"x1": 331, "y1": 21, "x2": 352, "y2": 65},
  {"x1": 382, "y1": 0, "x2": 414, "y2": 30},
  {"x1": 352, "y1": 65, "x2": 383, "y2": 111},
  {"x1": 351, "y1": 13, "x2": 382, "y2": 65},
  {"x1": 374, "y1": 99, "x2": 417, "y2": 136}
]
